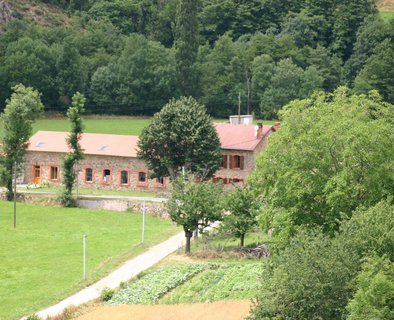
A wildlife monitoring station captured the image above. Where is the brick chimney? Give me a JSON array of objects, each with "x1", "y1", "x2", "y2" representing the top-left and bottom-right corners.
[{"x1": 257, "y1": 122, "x2": 263, "y2": 138}]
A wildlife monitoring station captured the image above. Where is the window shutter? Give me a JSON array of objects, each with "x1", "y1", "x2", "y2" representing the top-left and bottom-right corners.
[
  {"x1": 223, "y1": 155, "x2": 228, "y2": 168},
  {"x1": 229, "y1": 155, "x2": 233, "y2": 169},
  {"x1": 240, "y1": 156, "x2": 245, "y2": 170}
]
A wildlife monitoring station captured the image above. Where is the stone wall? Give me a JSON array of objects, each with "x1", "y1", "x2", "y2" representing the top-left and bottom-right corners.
[
  {"x1": 24, "y1": 151, "x2": 168, "y2": 192},
  {"x1": 76, "y1": 198, "x2": 169, "y2": 218}
]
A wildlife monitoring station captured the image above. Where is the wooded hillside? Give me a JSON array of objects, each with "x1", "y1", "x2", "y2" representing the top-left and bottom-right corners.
[{"x1": 0, "y1": 0, "x2": 393, "y2": 118}]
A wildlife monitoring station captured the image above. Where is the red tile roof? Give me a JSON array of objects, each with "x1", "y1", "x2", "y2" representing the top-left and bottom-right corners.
[
  {"x1": 28, "y1": 131, "x2": 139, "y2": 157},
  {"x1": 27, "y1": 124, "x2": 273, "y2": 156},
  {"x1": 214, "y1": 123, "x2": 274, "y2": 151}
]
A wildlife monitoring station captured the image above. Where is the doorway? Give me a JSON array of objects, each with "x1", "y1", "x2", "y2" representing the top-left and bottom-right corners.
[{"x1": 33, "y1": 165, "x2": 41, "y2": 184}]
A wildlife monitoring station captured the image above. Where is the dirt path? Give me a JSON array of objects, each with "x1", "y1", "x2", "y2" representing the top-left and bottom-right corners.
[{"x1": 76, "y1": 300, "x2": 252, "y2": 320}]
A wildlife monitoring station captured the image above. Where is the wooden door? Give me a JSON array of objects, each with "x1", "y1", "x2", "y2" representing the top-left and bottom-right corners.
[{"x1": 33, "y1": 165, "x2": 41, "y2": 184}]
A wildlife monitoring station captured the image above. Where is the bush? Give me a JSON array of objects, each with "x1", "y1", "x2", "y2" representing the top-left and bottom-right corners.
[
  {"x1": 100, "y1": 287, "x2": 115, "y2": 302},
  {"x1": 347, "y1": 255, "x2": 394, "y2": 320},
  {"x1": 249, "y1": 200, "x2": 394, "y2": 320}
]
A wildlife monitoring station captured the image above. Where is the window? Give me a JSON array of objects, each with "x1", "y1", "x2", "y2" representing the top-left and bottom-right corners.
[
  {"x1": 120, "y1": 170, "x2": 129, "y2": 185},
  {"x1": 103, "y1": 169, "x2": 111, "y2": 184},
  {"x1": 221, "y1": 155, "x2": 228, "y2": 168},
  {"x1": 137, "y1": 171, "x2": 148, "y2": 186},
  {"x1": 155, "y1": 176, "x2": 165, "y2": 187},
  {"x1": 50, "y1": 166, "x2": 59, "y2": 180},
  {"x1": 230, "y1": 155, "x2": 244, "y2": 170},
  {"x1": 85, "y1": 168, "x2": 93, "y2": 183}
]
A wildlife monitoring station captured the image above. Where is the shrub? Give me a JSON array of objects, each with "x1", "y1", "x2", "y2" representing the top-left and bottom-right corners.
[
  {"x1": 100, "y1": 287, "x2": 115, "y2": 302},
  {"x1": 249, "y1": 200, "x2": 394, "y2": 320}
]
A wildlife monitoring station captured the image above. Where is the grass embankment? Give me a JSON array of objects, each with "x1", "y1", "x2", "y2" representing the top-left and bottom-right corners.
[
  {"x1": 0, "y1": 201, "x2": 179, "y2": 320},
  {"x1": 18, "y1": 186, "x2": 158, "y2": 198}
]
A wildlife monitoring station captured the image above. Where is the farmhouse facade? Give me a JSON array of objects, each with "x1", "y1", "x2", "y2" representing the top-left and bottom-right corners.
[{"x1": 24, "y1": 122, "x2": 276, "y2": 191}]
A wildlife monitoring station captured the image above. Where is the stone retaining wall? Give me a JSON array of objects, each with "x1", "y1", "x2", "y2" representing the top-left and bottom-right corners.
[{"x1": 1, "y1": 192, "x2": 169, "y2": 218}]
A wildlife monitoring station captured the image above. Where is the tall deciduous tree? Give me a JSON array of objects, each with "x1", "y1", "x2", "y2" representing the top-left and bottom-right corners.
[
  {"x1": 138, "y1": 96, "x2": 222, "y2": 180},
  {"x1": 222, "y1": 186, "x2": 259, "y2": 247},
  {"x1": 0, "y1": 84, "x2": 44, "y2": 200},
  {"x1": 166, "y1": 174, "x2": 223, "y2": 254},
  {"x1": 60, "y1": 92, "x2": 85, "y2": 207},
  {"x1": 174, "y1": 0, "x2": 199, "y2": 97},
  {"x1": 250, "y1": 87, "x2": 394, "y2": 239}
]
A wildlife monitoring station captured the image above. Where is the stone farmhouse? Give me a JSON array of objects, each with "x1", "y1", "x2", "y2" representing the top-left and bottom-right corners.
[{"x1": 24, "y1": 121, "x2": 276, "y2": 191}]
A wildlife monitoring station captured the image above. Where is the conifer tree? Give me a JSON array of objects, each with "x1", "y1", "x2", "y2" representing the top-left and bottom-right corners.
[{"x1": 60, "y1": 92, "x2": 85, "y2": 207}]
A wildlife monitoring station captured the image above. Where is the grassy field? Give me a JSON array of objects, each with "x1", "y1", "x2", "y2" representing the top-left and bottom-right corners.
[
  {"x1": 0, "y1": 116, "x2": 276, "y2": 140},
  {"x1": 0, "y1": 201, "x2": 179, "y2": 320},
  {"x1": 18, "y1": 185, "x2": 158, "y2": 198},
  {"x1": 380, "y1": 10, "x2": 394, "y2": 21}
]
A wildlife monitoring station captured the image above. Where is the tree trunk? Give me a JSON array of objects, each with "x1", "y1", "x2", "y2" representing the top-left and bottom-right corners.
[
  {"x1": 185, "y1": 231, "x2": 193, "y2": 254},
  {"x1": 240, "y1": 234, "x2": 245, "y2": 247}
]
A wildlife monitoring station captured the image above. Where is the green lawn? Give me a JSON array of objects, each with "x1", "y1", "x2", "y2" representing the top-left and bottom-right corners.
[
  {"x1": 0, "y1": 201, "x2": 179, "y2": 320},
  {"x1": 0, "y1": 116, "x2": 277, "y2": 140},
  {"x1": 18, "y1": 186, "x2": 158, "y2": 198},
  {"x1": 380, "y1": 11, "x2": 394, "y2": 22}
]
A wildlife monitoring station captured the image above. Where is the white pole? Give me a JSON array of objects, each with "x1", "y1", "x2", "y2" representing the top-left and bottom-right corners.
[
  {"x1": 83, "y1": 234, "x2": 86, "y2": 280},
  {"x1": 142, "y1": 200, "x2": 146, "y2": 242}
]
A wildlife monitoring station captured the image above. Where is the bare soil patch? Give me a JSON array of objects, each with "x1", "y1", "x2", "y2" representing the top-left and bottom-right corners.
[
  {"x1": 378, "y1": 0, "x2": 394, "y2": 11},
  {"x1": 76, "y1": 300, "x2": 252, "y2": 320}
]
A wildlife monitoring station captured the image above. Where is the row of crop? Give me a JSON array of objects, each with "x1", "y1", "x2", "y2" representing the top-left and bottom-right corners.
[
  {"x1": 161, "y1": 262, "x2": 264, "y2": 303},
  {"x1": 108, "y1": 264, "x2": 205, "y2": 304}
]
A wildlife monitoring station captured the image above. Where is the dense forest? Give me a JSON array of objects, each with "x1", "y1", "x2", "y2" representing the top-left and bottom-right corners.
[{"x1": 0, "y1": 0, "x2": 393, "y2": 118}]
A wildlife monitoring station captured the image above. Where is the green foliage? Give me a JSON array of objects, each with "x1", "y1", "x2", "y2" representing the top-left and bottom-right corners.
[
  {"x1": 249, "y1": 200, "x2": 394, "y2": 320},
  {"x1": 0, "y1": 84, "x2": 44, "y2": 200},
  {"x1": 250, "y1": 87, "x2": 394, "y2": 240},
  {"x1": 26, "y1": 315, "x2": 41, "y2": 320},
  {"x1": 91, "y1": 34, "x2": 177, "y2": 115},
  {"x1": 60, "y1": 92, "x2": 85, "y2": 207},
  {"x1": 174, "y1": 0, "x2": 199, "y2": 96},
  {"x1": 166, "y1": 174, "x2": 223, "y2": 253},
  {"x1": 100, "y1": 287, "x2": 115, "y2": 302},
  {"x1": 222, "y1": 186, "x2": 259, "y2": 247},
  {"x1": 108, "y1": 264, "x2": 205, "y2": 304},
  {"x1": 0, "y1": 0, "x2": 389, "y2": 118},
  {"x1": 56, "y1": 39, "x2": 88, "y2": 103},
  {"x1": 138, "y1": 96, "x2": 221, "y2": 180},
  {"x1": 347, "y1": 255, "x2": 394, "y2": 320},
  {"x1": 354, "y1": 39, "x2": 394, "y2": 104},
  {"x1": 162, "y1": 262, "x2": 264, "y2": 303}
]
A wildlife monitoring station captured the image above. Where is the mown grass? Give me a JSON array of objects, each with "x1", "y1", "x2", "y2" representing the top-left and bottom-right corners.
[
  {"x1": 18, "y1": 185, "x2": 158, "y2": 198},
  {"x1": 0, "y1": 201, "x2": 179, "y2": 320},
  {"x1": 0, "y1": 116, "x2": 277, "y2": 140}
]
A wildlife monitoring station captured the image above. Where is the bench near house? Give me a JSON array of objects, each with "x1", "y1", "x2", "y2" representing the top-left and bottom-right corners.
[{"x1": 23, "y1": 120, "x2": 277, "y2": 191}]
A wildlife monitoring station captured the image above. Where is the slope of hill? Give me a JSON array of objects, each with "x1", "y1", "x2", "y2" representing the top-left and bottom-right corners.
[{"x1": 0, "y1": 0, "x2": 69, "y2": 30}]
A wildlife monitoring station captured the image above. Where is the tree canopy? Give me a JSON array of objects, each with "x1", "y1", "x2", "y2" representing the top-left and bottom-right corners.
[
  {"x1": 0, "y1": 84, "x2": 44, "y2": 200},
  {"x1": 0, "y1": 0, "x2": 389, "y2": 118},
  {"x1": 166, "y1": 173, "x2": 223, "y2": 253},
  {"x1": 137, "y1": 96, "x2": 222, "y2": 180},
  {"x1": 250, "y1": 87, "x2": 394, "y2": 239}
]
